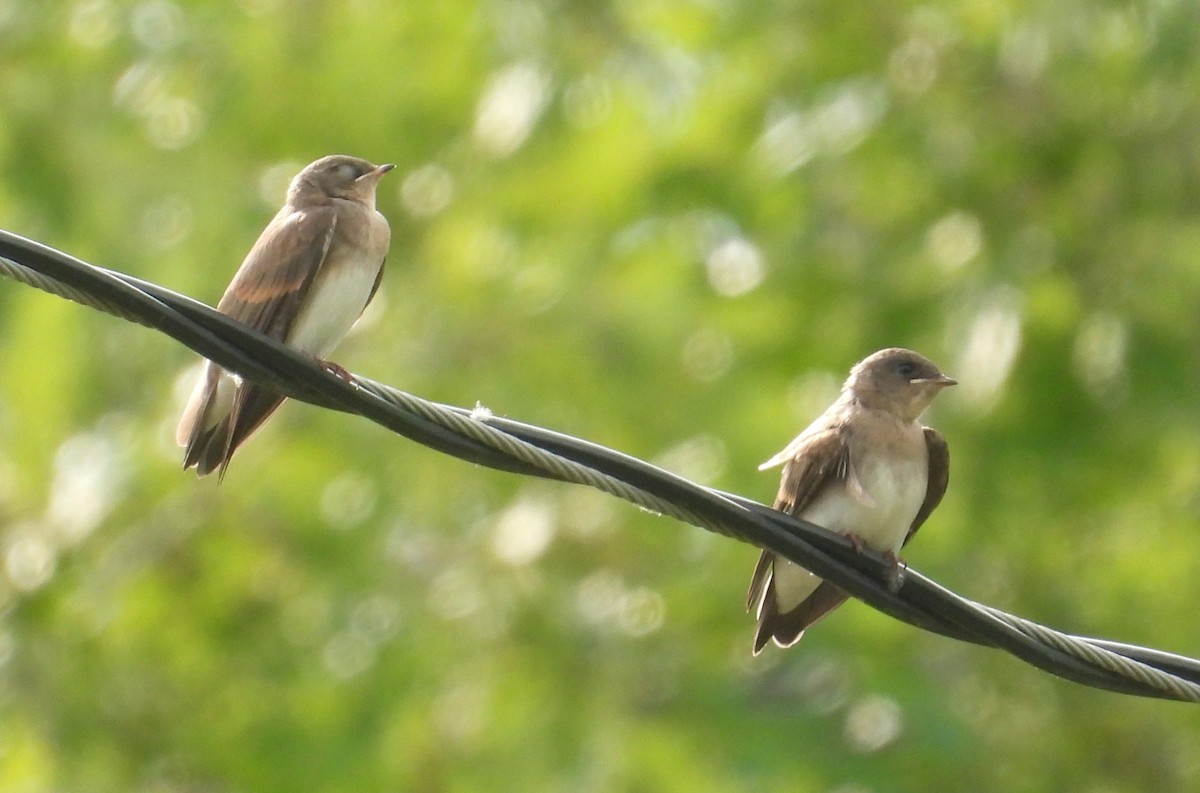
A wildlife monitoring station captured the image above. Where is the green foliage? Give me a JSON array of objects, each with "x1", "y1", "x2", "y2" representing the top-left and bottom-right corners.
[{"x1": 2, "y1": 0, "x2": 1200, "y2": 790}]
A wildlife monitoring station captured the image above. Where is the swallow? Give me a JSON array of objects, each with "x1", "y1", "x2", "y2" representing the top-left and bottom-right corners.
[
  {"x1": 176, "y1": 155, "x2": 393, "y2": 478},
  {"x1": 747, "y1": 347, "x2": 955, "y2": 653}
]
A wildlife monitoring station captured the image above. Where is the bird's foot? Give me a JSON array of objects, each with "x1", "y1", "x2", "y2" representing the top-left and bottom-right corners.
[
  {"x1": 882, "y1": 549, "x2": 906, "y2": 593},
  {"x1": 840, "y1": 531, "x2": 867, "y2": 554},
  {"x1": 837, "y1": 533, "x2": 904, "y2": 589},
  {"x1": 314, "y1": 357, "x2": 356, "y2": 385}
]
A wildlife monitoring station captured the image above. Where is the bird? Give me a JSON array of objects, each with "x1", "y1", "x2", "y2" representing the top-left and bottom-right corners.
[
  {"x1": 176, "y1": 154, "x2": 394, "y2": 478},
  {"x1": 747, "y1": 347, "x2": 955, "y2": 654}
]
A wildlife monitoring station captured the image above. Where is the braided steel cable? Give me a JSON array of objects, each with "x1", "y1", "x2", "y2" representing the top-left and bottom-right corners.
[{"x1": 2, "y1": 229, "x2": 1198, "y2": 702}]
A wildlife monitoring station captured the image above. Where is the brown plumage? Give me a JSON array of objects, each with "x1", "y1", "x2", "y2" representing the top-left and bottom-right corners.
[
  {"x1": 176, "y1": 155, "x2": 393, "y2": 478},
  {"x1": 748, "y1": 348, "x2": 955, "y2": 653}
]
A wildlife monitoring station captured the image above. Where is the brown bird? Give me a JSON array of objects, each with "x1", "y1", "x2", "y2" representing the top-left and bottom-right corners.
[
  {"x1": 747, "y1": 348, "x2": 955, "y2": 653},
  {"x1": 176, "y1": 155, "x2": 394, "y2": 478}
]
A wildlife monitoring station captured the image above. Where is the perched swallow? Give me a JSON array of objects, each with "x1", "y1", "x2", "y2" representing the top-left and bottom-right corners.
[
  {"x1": 176, "y1": 155, "x2": 394, "y2": 478},
  {"x1": 747, "y1": 347, "x2": 955, "y2": 653}
]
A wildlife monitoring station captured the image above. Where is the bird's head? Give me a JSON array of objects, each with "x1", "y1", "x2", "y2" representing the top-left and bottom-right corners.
[
  {"x1": 846, "y1": 347, "x2": 956, "y2": 421},
  {"x1": 289, "y1": 155, "x2": 394, "y2": 207}
]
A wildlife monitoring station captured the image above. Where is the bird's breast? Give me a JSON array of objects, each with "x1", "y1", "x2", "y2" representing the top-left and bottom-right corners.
[
  {"x1": 802, "y1": 441, "x2": 928, "y2": 553},
  {"x1": 286, "y1": 213, "x2": 388, "y2": 358}
]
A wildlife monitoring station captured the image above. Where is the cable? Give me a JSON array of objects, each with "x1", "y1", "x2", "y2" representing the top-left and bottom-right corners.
[{"x1": 2, "y1": 228, "x2": 1198, "y2": 702}]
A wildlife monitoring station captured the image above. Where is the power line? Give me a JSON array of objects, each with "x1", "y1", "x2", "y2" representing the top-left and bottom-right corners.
[{"x1": 2, "y1": 228, "x2": 1198, "y2": 702}]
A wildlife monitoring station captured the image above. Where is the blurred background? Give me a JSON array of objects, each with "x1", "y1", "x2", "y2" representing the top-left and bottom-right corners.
[{"x1": 2, "y1": 0, "x2": 1200, "y2": 790}]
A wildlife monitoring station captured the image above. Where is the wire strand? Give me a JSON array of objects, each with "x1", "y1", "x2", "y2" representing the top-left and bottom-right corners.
[{"x1": 2, "y1": 229, "x2": 1198, "y2": 703}]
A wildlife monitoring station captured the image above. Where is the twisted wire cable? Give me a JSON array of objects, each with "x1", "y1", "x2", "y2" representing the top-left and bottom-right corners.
[{"x1": 2, "y1": 229, "x2": 1198, "y2": 702}]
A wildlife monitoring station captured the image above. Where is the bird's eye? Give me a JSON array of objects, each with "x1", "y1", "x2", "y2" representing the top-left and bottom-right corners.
[
  {"x1": 336, "y1": 163, "x2": 357, "y2": 180},
  {"x1": 897, "y1": 362, "x2": 916, "y2": 378}
]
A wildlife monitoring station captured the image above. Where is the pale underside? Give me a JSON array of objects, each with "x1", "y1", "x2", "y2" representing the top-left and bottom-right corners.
[{"x1": 769, "y1": 446, "x2": 929, "y2": 613}]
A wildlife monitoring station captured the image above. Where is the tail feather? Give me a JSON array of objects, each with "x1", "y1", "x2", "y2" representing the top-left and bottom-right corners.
[
  {"x1": 750, "y1": 554, "x2": 851, "y2": 654},
  {"x1": 177, "y1": 365, "x2": 284, "y2": 478}
]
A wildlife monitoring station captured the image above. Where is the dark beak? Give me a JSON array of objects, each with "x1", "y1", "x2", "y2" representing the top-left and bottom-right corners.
[
  {"x1": 357, "y1": 163, "x2": 395, "y2": 182},
  {"x1": 912, "y1": 374, "x2": 958, "y2": 387}
]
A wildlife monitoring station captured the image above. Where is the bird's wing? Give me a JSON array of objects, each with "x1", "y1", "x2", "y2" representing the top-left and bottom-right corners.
[
  {"x1": 182, "y1": 206, "x2": 338, "y2": 478},
  {"x1": 216, "y1": 205, "x2": 339, "y2": 341},
  {"x1": 746, "y1": 424, "x2": 850, "y2": 610},
  {"x1": 903, "y1": 426, "x2": 950, "y2": 547},
  {"x1": 366, "y1": 253, "x2": 387, "y2": 307},
  {"x1": 752, "y1": 580, "x2": 848, "y2": 654},
  {"x1": 772, "y1": 424, "x2": 853, "y2": 516}
]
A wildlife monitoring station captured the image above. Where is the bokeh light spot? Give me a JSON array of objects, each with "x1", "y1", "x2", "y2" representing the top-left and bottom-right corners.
[
  {"x1": 400, "y1": 163, "x2": 455, "y2": 218},
  {"x1": 320, "y1": 471, "x2": 379, "y2": 532},
  {"x1": 130, "y1": 0, "x2": 185, "y2": 52},
  {"x1": 654, "y1": 434, "x2": 728, "y2": 485},
  {"x1": 490, "y1": 493, "x2": 556, "y2": 566},
  {"x1": 843, "y1": 694, "x2": 904, "y2": 752},
  {"x1": 5, "y1": 528, "x2": 55, "y2": 592},
  {"x1": 955, "y1": 287, "x2": 1023, "y2": 411},
  {"x1": 428, "y1": 566, "x2": 484, "y2": 620},
  {"x1": 69, "y1": 0, "x2": 119, "y2": 48},
  {"x1": 890, "y1": 37, "x2": 939, "y2": 94},
  {"x1": 706, "y1": 236, "x2": 765, "y2": 297},
  {"x1": 562, "y1": 73, "x2": 613, "y2": 128},
  {"x1": 258, "y1": 160, "x2": 302, "y2": 207},
  {"x1": 681, "y1": 327, "x2": 735, "y2": 383},
  {"x1": 48, "y1": 430, "x2": 126, "y2": 546},
  {"x1": 139, "y1": 195, "x2": 194, "y2": 251},
  {"x1": 1073, "y1": 312, "x2": 1128, "y2": 404},
  {"x1": 617, "y1": 587, "x2": 666, "y2": 637},
  {"x1": 144, "y1": 97, "x2": 203, "y2": 150},
  {"x1": 322, "y1": 630, "x2": 375, "y2": 680},
  {"x1": 473, "y1": 62, "x2": 551, "y2": 158},
  {"x1": 927, "y1": 211, "x2": 983, "y2": 272}
]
